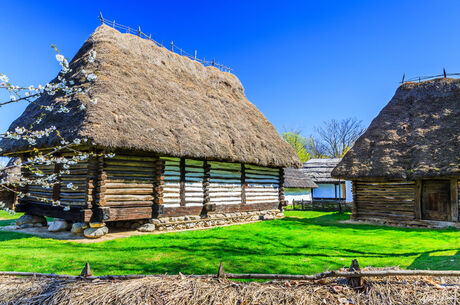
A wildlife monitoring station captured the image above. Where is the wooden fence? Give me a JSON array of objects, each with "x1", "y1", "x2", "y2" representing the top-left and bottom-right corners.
[
  {"x1": 291, "y1": 199, "x2": 352, "y2": 213},
  {"x1": 1, "y1": 260, "x2": 459, "y2": 289}
]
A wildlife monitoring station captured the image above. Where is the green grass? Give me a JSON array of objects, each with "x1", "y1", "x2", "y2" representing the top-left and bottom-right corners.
[{"x1": 0, "y1": 211, "x2": 458, "y2": 276}]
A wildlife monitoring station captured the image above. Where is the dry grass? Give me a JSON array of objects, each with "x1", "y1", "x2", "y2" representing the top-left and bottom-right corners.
[{"x1": 0, "y1": 268, "x2": 458, "y2": 305}]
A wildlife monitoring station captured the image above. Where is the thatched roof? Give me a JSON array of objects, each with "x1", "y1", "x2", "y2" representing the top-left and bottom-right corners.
[
  {"x1": 333, "y1": 78, "x2": 460, "y2": 180},
  {"x1": 0, "y1": 25, "x2": 300, "y2": 168},
  {"x1": 284, "y1": 168, "x2": 317, "y2": 189},
  {"x1": 302, "y1": 158, "x2": 343, "y2": 183}
]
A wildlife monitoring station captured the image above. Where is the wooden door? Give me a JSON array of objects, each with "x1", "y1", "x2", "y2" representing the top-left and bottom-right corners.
[{"x1": 422, "y1": 180, "x2": 450, "y2": 221}]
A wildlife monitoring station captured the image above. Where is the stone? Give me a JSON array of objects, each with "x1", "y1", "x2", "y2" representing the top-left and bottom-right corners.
[
  {"x1": 83, "y1": 226, "x2": 109, "y2": 239},
  {"x1": 48, "y1": 219, "x2": 69, "y2": 232},
  {"x1": 33, "y1": 223, "x2": 43, "y2": 227},
  {"x1": 130, "y1": 222, "x2": 142, "y2": 230},
  {"x1": 149, "y1": 219, "x2": 161, "y2": 225},
  {"x1": 186, "y1": 222, "x2": 196, "y2": 229},
  {"x1": 20, "y1": 224, "x2": 34, "y2": 229},
  {"x1": 71, "y1": 222, "x2": 89, "y2": 234},
  {"x1": 263, "y1": 215, "x2": 275, "y2": 220},
  {"x1": 16, "y1": 214, "x2": 47, "y2": 226},
  {"x1": 137, "y1": 223, "x2": 156, "y2": 232},
  {"x1": 89, "y1": 222, "x2": 105, "y2": 228}
]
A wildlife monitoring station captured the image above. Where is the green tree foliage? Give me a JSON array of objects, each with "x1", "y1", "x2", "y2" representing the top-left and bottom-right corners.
[{"x1": 281, "y1": 131, "x2": 313, "y2": 163}]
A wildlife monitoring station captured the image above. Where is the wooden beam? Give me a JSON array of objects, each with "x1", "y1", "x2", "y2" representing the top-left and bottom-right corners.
[
  {"x1": 451, "y1": 179, "x2": 458, "y2": 222},
  {"x1": 241, "y1": 164, "x2": 246, "y2": 204},
  {"x1": 203, "y1": 161, "x2": 210, "y2": 206},
  {"x1": 52, "y1": 163, "x2": 63, "y2": 202},
  {"x1": 278, "y1": 168, "x2": 285, "y2": 208},
  {"x1": 180, "y1": 158, "x2": 186, "y2": 207},
  {"x1": 415, "y1": 179, "x2": 422, "y2": 220}
]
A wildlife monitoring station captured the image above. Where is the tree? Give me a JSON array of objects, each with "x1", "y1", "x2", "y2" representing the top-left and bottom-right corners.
[
  {"x1": 0, "y1": 45, "x2": 110, "y2": 213},
  {"x1": 314, "y1": 118, "x2": 366, "y2": 158},
  {"x1": 282, "y1": 131, "x2": 313, "y2": 163}
]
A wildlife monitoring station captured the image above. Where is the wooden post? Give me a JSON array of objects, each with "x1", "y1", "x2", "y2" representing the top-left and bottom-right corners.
[
  {"x1": 180, "y1": 158, "x2": 186, "y2": 207},
  {"x1": 99, "y1": 12, "x2": 104, "y2": 24},
  {"x1": 80, "y1": 262, "x2": 93, "y2": 277},
  {"x1": 138, "y1": 26, "x2": 141, "y2": 37},
  {"x1": 241, "y1": 164, "x2": 246, "y2": 204},
  {"x1": 279, "y1": 168, "x2": 285, "y2": 209},
  {"x1": 52, "y1": 163, "x2": 63, "y2": 203},
  {"x1": 153, "y1": 158, "x2": 165, "y2": 217},
  {"x1": 415, "y1": 179, "x2": 422, "y2": 220},
  {"x1": 351, "y1": 181, "x2": 357, "y2": 220},
  {"x1": 95, "y1": 155, "x2": 107, "y2": 207},
  {"x1": 450, "y1": 179, "x2": 458, "y2": 222},
  {"x1": 203, "y1": 161, "x2": 210, "y2": 207},
  {"x1": 217, "y1": 260, "x2": 225, "y2": 279},
  {"x1": 170, "y1": 41, "x2": 174, "y2": 52},
  {"x1": 347, "y1": 259, "x2": 363, "y2": 289}
]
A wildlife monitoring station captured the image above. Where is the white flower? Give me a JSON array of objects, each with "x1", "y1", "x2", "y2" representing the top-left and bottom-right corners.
[
  {"x1": 15, "y1": 127, "x2": 26, "y2": 134},
  {"x1": 55, "y1": 54, "x2": 65, "y2": 62},
  {"x1": 10, "y1": 95, "x2": 16, "y2": 101},
  {"x1": 66, "y1": 183, "x2": 74, "y2": 189},
  {"x1": 69, "y1": 80, "x2": 74, "y2": 85},
  {"x1": 57, "y1": 105, "x2": 70, "y2": 113},
  {"x1": 28, "y1": 85, "x2": 34, "y2": 91},
  {"x1": 86, "y1": 73, "x2": 97, "y2": 81},
  {"x1": 89, "y1": 98, "x2": 98, "y2": 104},
  {"x1": 79, "y1": 104, "x2": 86, "y2": 110},
  {"x1": 88, "y1": 50, "x2": 97, "y2": 63},
  {"x1": 106, "y1": 153, "x2": 116, "y2": 158},
  {"x1": 0, "y1": 74, "x2": 8, "y2": 83},
  {"x1": 63, "y1": 206, "x2": 70, "y2": 211},
  {"x1": 73, "y1": 138, "x2": 81, "y2": 145}
]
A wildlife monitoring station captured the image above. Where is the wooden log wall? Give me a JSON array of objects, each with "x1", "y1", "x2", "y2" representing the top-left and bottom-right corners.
[
  {"x1": 244, "y1": 165, "x2": 280, "y2": 205},
  {"x1": 353, "y1": 181, "x2": 416, "y2": 220},
  {"x1": 208, "y1": 161, "x2": 242, "y2": 205},
  {"x1": 161, "y1": 157, "x2": 181, "y2": 207},
  {"x1": 103, "y1": 154, "x2": 156, "y2": 207},
  {"x1": 457, "y1": 180, "x2": 460, "y2": 222},
  {"x1": 184, "y1": 159, "x2": 205, "y2": 207},
  {"x1": 22, "y1": 163, "x2": 54, "y2": 205}
]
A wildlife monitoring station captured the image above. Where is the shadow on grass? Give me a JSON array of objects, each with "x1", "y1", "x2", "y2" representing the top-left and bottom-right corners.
[
  {"x1": 282, "y1": 212, "x2": 459, "y2": 233},
  {"x1": 409, "y1": 250, "x2": 460, "y2": 270}
]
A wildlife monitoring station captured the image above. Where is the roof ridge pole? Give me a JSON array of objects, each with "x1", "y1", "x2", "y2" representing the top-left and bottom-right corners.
[
  {"x1": 401, "y1": 73, "x2": 405, "y2": 84},
  {"x1": 99, "y1": 12, "x2": 104, "y2": 24},
  {"x1": 171, "y1": 41, "x2": 174, "y2": 52},
  {"x1": 138, "y1": 26, "x2": 142, "y2": 37},
  {"x1": 443, "y1": 68, "x2": 447, "y2": 78}
]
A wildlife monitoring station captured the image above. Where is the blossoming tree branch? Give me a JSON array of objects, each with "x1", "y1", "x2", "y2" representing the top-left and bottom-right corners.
[{"x1": 0, "y1": 46, "x2": 114, "y2": 213}]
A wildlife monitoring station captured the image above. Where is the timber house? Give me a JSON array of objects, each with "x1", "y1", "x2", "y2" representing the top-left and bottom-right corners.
[
  {"x1": 302, "y1": 158, "x2": 351, "y2": 202},
  {"x1": 0, "y1": 25, "x2": 300, "y2": 230},
  {"x1": 332, "y1": 78, "x2": 460, "y2": 228},
  {"x1": 283, "y1": 167, "x2": 317, "y2": 204}
]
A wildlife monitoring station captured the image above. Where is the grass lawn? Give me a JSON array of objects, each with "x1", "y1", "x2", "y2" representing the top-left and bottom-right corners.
[{"x1": 0, "y1": 210, "x2": 458, "y2": 276}]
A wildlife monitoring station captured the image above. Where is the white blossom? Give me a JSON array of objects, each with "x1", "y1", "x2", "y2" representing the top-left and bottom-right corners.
[
  {"x1": 0, "y1": 74, "x2": 8, "y2": 83},
  {"x1": 89, "y1": 98, "x2": 98, "y2": 104},
  {"x1": 86, "y1": 73, "x2": 97, "y2": 81},
  {"x1": 73, "y1": 138, "x2": 81, "y2": 145},
  {"x1": 88, "y1": 50, "x2": 97, "y2": 63},
  {"x1": 79, "y1": 104, "x2": 86, "y2": 110},
  {"x1": 55, "y1": 54, "x2": 65, "y2": 62}
]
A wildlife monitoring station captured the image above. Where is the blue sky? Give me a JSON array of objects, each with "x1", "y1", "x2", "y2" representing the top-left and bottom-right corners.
[{"x1": 2, "y1": 0, "x2": 460, "y2": 138}]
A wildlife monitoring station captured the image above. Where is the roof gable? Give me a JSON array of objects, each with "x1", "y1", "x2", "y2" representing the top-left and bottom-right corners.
[
  {"x1": 333, "y1": 78, "x2": 460, "y2": 179},
  {"x1": 0, "y1": 25, "x2": 300, "y2": 168}
]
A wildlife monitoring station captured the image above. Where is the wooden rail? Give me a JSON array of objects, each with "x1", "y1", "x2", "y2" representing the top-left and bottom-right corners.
[{"x1": 0, "y1": 260, "x2": 458, "y2": 285}]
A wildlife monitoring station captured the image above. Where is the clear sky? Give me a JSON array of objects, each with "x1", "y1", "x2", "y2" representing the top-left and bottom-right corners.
[{"x1": 2, "y1": 0, "x2": 460, "y2": 138}]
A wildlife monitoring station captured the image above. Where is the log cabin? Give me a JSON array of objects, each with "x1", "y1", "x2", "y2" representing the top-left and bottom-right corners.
[
  {"x1": 0, "y1": 158, "x2": 20, "y2": 210},
  {"x1": 283, "y1": 168, "x2": 317, "y2": 204},
  {"x1": 332, "y1": 78, "x2": 460, "y2": 228},
  {"x1": 302, "y1": 159, "x2": 351, "y2": 202},
  {"x1": 0, "y1": 25, "x2": 300, "y2": 230}
]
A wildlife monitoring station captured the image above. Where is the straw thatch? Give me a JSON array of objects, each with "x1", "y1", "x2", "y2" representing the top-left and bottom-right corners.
[
  {"x1": 333, "y1": 78, "x2": 460, "y2": 180},
  {"x1": 284, "y1": 168, "x2": 317, "y2": 188},
  {"x1": 302, "y1": 158, "x2": 343, "y2": 183},
  {"x1": 0, "y1": 269, "x2": 458, "y2": 305},
  {"x1": 0, "y1": 25, "x2": 299, "y2": 168}
]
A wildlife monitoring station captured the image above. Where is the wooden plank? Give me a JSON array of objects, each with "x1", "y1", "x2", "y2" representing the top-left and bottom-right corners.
[
  {"x1": 180, "y1": 158, "x2": 186, "y2": 207},
  {"x1": 451, "y1": 179, "x2": 458, "y2": 222}
]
